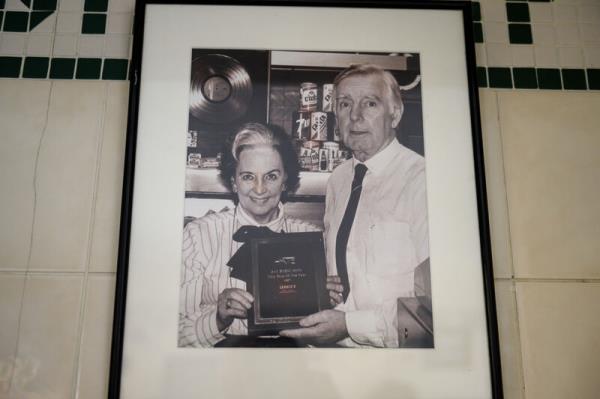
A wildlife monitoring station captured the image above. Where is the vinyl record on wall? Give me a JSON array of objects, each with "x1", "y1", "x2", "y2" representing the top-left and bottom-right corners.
[{"x1": 189, "y1": 54, "x2": 253, "y2": 124}]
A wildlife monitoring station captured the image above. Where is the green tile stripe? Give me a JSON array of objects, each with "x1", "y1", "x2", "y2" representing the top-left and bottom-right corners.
[
  {"x1": 476, "y1": 67, "x2": 597, "y2": 90},
  {"x1": 0, "y1": 56, "x2": 129, "y2": 80}
]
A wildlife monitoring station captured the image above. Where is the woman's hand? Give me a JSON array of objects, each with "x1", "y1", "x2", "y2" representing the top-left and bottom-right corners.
[
  {"x1": 326, "y1": 275, "x2": 344, "y2": 307},
  {"x1": 216, "y1": 288, "x2": 254, "y2": 331}
]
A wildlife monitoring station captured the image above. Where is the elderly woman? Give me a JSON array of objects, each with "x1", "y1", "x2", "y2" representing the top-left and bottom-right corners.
[{"x1": 179, "y1": 123, "x2": 320, "y2": 347}]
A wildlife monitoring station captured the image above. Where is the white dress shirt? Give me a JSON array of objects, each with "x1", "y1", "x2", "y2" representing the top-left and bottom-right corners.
[
  {"x1": 324, "y1": 139, "x2": 430, "y2": 347},
  {"x1": 179, "y1": 204, "x2": 319, "y2": 347}
]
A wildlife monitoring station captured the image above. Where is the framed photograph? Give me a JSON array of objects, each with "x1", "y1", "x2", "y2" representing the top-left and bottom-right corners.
[{"x1": 109, "y1": 1, "x2": 503, "y2": 398}]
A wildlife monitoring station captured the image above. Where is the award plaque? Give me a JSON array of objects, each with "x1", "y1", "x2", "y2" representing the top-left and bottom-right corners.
[{"x1": 247, "y1": 232, "x2": 330, "y2": 335}]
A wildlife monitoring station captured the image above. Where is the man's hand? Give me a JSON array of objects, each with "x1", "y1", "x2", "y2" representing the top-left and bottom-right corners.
[
  {"x1": 279, "y1": 310, "x2": 348, "y2": 345},
  {"x1": 326, "y1": 275, "x2": 344, "y2": 307}
]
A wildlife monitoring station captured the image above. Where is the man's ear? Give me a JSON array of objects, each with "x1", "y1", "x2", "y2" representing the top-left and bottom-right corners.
[{"x1": 391, "y1": 103, "x2": 404, "y2": 129}]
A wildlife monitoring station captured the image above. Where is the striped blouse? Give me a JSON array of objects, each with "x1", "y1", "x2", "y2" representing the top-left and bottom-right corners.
[{"x1": 179, "y1": 204, "x2": 320, "y2": 347}]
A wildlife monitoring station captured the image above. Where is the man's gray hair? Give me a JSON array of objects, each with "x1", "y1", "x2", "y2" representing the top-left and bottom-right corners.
[{"x1": 333, "y1": 63, "x2": 404, "y2": 114}]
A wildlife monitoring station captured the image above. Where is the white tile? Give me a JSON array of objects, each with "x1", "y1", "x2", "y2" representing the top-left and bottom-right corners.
[
  {"x1": 103, "y1": 34, "x2": 131, "y2": 59},
  {"x1": 28, "y1": 82, "x2": 107, "y2": 271},
  {"x1": 554, "y1": 4, "x2": 578, "y2": 22},
  {"x1": 89, "y1": 82, "x2": 128, "y2": 272},
  {"x1": 581, "y1": 24, "x2": 600, "y2": 44},
  {"x1": 29, "y1": 13, "x2": 57, "y2": 34},
  {"x1": 484, "y1": 22, "x2": 509, "y2": 44},
  {"x1": 78, "y1": 35, "x2": 105, "y2": 58},
  {"x1": 109, "y1": 0, "x2": 135, "y2": 13},
  {"x1": 516, "y1": 282, "x2": 600, "y2": 399},
  {"x1": 487, "y1": 43, "x2": 513, "y2": 66},
  {"x1": 475, "y1": 43, "x2": 487, "y2": 66},
  {"x1": 584, "y1": 46, "x2": 600, "y2": 67},
  {"x1": 494, "y1": 280, "x2": 524, "y2": 399},
  {"x1": 555, "y1": 24, "x2": 581, "y2": 46},
  {"x1": 479, "y1": 90, "x2": 513, "y2": 279},
  {"x1": 481, "y1": 0, "x2": 506, "y2": 22},
  {"x1": 558, "y1": 47, "x2": 584, "y2": 68},
  {"x1": 76, "y1": 275, "x2": 115, "y2": 399},
  {"x1": 9, "y1": 275, "x2": 83, "y2": 399},
  {"x1": 498, "y1": 92, "x2": 600, "y2": 279},
  {"x1": 25, "y1": 34, "x2": 53, "y2": 57},
  {"x1": 59, "y1": 0, "x2": 83, "y2": 12},
  {"x1": 0, "y1": 274, "x2": 26, "y2": 397},
  {"x1": 529, "y1": 3, "x2": 554, "y2": 23},
  {"x1": 106, "y1": 13, "x2": 133, "y2": 35},
  {"x1": 577, "y1": 5, "x2": 600, "y2": 24},
  {"x1": 52, "y1": 34, "x2": 78, "y2": 57},
  {"x1": 511, "y1": 45, "x2": 535, "y2": 67},
  {"x1": 534, "y1": 46, "x2": 559, "y2": 67},
  {"x1": 4, "y1": 0, "x2": 28, "y2": 11},
  {"x1": 532, "y1": 23, "x2": 556, "y2": 46},
  {"x1": 0, "y1": 33, "x2": 26, "y2": 56},
  {"x1": 56, "y1": 12, "x2": 82, "y2": 34},
  {"x1": 0, "y1": 81, "x2": 52, "y2": 270}
]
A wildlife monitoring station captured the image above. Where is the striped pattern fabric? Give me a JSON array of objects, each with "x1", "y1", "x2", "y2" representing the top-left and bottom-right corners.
[{"x1": 179, "y1": 205, "x2": 320, "y2": 347}]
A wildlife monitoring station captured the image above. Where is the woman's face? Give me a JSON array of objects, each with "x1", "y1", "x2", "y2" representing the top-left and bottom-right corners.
[{"x1": 233, "y1": 145, "x2": 286, "y2": 224}]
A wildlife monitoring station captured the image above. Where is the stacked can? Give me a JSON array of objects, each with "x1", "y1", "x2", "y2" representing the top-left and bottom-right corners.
[{"x1": 293, "y1": 82, "x2": 343, "y2": 172}]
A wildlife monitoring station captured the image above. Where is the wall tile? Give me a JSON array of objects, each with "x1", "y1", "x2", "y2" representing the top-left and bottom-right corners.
[
  {"x1": 479, "y1": 90, "x2": 513, "y2": 279},
  {"x1": 0, "y1": 81, "x2": 51, "y2": 270},
  {"x1": 498, "y1": 92, "x2": 600, "y2": 279},
  {"x1": 76, "y1": 274, "x2": 115, "y2": 399},
  {"x1": 0, "y1": 32, "x2": 27, "y2": 56},
  {"x1": 481, "y1": 0, "x2": 507, "y2": 22},
  {"x1": 52, "y1": 34, "x2": 78, "y2": 57},
  {"x1": 487, "y1": 43, "x2": 513, "y2": 66},
  {"x1": 529, "y1": 3, "x2": 554, "y2": 23},
  {"x1": 580, "y1": 23, "x2": 600, "y2": 44},
  {"x1": 4, "y1": 0, "x2": 29, "y2": 11},
  {"x1": 554, "y1": 4, "x2": 578, "y2": 23},
  {"x1": 28, "y1": 81, "x2": 107, "y2": 271},
  {"x1": 558, "y1": 46, "x2": 584, "y2": 68},
  {"x1": 25, "y1": 34, "x2": 53, "y2": 57},
  {"x1": 29, "y1": 13, "x2": 56, "y2": 34},
  {"x1": 516, "y1": 282, "x2": 600, "y2": 399},
  {"x1": 78, "y1": 35, "x2": 104, "y2": 57},
  {"x1": 108, "y1": 0, "x2": 135, "y2": 13},
  {"x1": 577, "y1": 5, "x2": 600, "y2": 24},
  {"x1": 475, "y1": 43, "x2": 487, "y2": 66},
  {"x1": 511, "y1": 45, "x2": 535, "y2": 67},
  {"x1": 0, "y1": 274, "x2": 25, "y2": 397},
  {"x1": 89, "y1": 82, "x2": 127, "y2": 272},
  {"x1": 484, "y1": 22, "x2": 509, "y2": 43},
  {"x1": 584, "y1": 46, "x2": 600, "y2": 67},
  {"x1": 555, "y1": 24, "x2": 580, "y2": 46},
  {"x1": 532, "y1": 23, "x2": 556, "y2": 46},
  {"x1": 494, "y1": 280, "x2": 525, "y2": 399},
  {"x1": 103, "y1": 33, "x2": 130, "y2": 59},
  {"x1": 534, "y1": 46, "x2": 559, "y2": 67},
  {"x1": 106, "y1": 13, "x2": 132, "y2": 35},
  {"x1": 9, "y1": 275, "x2": 83, "y2": 399},
  {"x1": 55, "y1": 12, "x2": 81, "y2": 34},
  {"x1": 59, "y1": 0, "x2": 82, "y2": 12}
]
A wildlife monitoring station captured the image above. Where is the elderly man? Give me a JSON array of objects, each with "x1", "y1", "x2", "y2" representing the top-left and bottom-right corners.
[{"x1": 281, "y1": 64, "x2": 430, "y2": 347}]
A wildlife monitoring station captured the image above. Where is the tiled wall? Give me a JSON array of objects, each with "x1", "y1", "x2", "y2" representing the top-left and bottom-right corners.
[{"x1": 0, "y1": 1, "x2": 599, "y2": 398}]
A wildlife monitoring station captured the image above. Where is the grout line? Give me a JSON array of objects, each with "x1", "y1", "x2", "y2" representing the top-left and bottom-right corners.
[
  {"x1": 7, "y1": 79, "x2": 54, "y2": 396},
  {"x1": 511, "y1": 277, "x2": 528, "y2": 399},
  {"x1": 71, "y1": 80, "x2": 111, "y2": 399},
  {"x1": 0, "y1": 270, "x2": 116, "y2": 277},
  {"x1": 496, "y1": 277, "x2": 600, "y2": 283}
]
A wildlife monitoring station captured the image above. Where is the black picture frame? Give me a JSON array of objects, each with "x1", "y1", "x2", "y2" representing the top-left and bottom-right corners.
[{"x1": 108, "y1": 1, "x2": 503, "y2": 398}]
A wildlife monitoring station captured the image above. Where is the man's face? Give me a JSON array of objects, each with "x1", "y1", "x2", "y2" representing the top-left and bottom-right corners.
[{"x1": 335, "y1": 74, "x2": 401, "y2": 162}]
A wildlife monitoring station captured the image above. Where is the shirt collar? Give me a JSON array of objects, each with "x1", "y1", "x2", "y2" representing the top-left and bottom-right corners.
[
  {"x1": 236, "y1": 202, "x2": 285, "y2": 231},
  {"x1": 352, "y1": 138, "x2": 402, "y2": 177}
]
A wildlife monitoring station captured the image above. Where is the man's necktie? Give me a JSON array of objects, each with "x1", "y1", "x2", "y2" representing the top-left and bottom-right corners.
[{"x1": 335, "y1": 163, "x2": 368, "y2": 302}]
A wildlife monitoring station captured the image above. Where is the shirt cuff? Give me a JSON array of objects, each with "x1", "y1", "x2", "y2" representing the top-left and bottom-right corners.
[
  {"x1": 345, "y1": 309, "x2": 382, "y2": 347},
  {"x1": 196, "y1": 307, "x2": 227, "y2": 347}
]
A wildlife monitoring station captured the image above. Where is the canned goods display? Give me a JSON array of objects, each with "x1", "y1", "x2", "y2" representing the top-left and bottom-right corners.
[
  {"x1": 292, "y1": 111, "x2": 311, "y2": 140},
  {"x1": 322, "y1": 84, "x2": 334, "y2": 112},
  {"x1": 300, "y1": 82, "x2": 318, "y2": 112},
  {"x1": 310, "y1": 112, "x2": 328, "y2": 141}
]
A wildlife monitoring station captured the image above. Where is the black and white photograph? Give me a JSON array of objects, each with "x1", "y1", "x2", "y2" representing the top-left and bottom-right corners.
[{"x1": 178, "y1": 50, "x2": 433, "y2": 348}]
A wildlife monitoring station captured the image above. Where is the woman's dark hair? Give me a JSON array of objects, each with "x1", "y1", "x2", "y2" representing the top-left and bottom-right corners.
[{"x1": 219, "y1": 123, "x2": 300, "y2": 202}]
